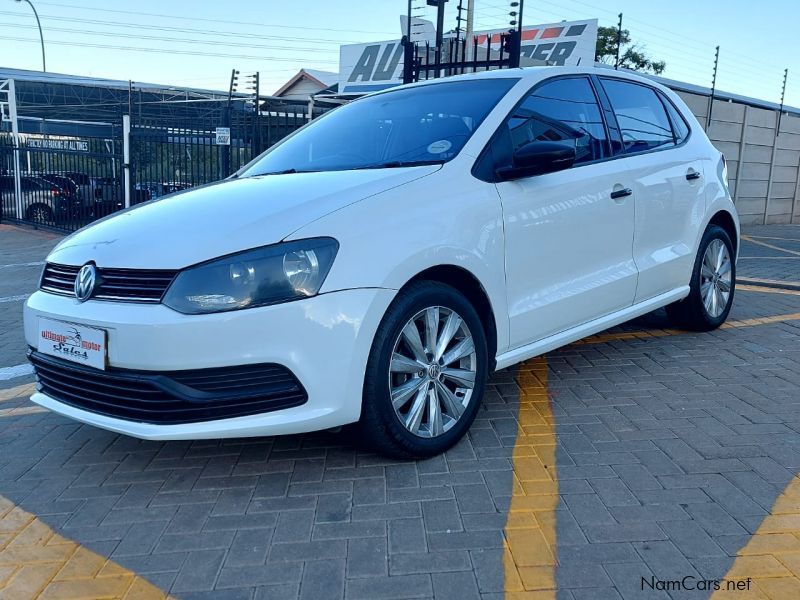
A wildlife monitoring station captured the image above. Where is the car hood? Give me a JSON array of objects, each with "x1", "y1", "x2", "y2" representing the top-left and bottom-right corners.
[{"x1": 48, "y1": 166, "x2": 439, "y2": 269}]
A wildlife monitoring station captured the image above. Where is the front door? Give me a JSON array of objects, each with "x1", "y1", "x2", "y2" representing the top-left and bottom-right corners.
[{"x1": 490, "y1": 76, "x2": 638, "y2": 348}]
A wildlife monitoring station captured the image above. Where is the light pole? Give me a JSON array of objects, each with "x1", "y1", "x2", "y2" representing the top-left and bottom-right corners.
[{"x1": 15, "y1": 0, "x2": 46, "y2": 71}]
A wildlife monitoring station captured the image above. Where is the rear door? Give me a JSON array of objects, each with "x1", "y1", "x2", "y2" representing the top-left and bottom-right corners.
[
  {"x1": 598, "y1": 77, "x2": 705, "y2": 302},
  {"x1": 487, "y1": 76, "x2": 638, "y2": 348}
]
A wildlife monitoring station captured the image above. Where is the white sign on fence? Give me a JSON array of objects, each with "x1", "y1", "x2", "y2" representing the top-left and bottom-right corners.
[
  {"x1": 27, "y1": 138, "x2": 89, "y2": 152},
  {"x1": 215, "y1": 127, "x2": 231, "y2": 146},
  {"x1": 338, "y1": 19, "x2": 598, "y2": 95}
]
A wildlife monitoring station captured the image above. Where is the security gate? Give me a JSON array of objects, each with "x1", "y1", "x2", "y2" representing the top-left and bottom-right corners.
[{"x1": 0, "y1": 126, "x2": 124, "y2": 232}]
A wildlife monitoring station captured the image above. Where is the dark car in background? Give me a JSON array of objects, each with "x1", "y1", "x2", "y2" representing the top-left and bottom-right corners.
[{"x1": 0, "y1": 175, "x2": 76, "y2": 223}]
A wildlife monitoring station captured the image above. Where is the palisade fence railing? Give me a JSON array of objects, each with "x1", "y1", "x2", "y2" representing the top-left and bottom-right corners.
[{"x1": 0, "y1": 96, "x2": 323, "y2": 233}]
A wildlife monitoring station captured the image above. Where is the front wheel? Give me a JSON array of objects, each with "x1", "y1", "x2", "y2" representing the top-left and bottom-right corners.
[
  {"x1": 358, "y1": 281, "x2": 488, "y2": 458},
  {"x1": 666, "y1": 225, "x2": 736, "y2": 330}
]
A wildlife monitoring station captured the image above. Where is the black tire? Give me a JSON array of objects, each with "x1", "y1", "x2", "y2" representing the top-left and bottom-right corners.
[
  {"x1": 357, "y1": 280, "x2": 488, "y2": 459},
  {"x1": 666, "y1": 225, "x2": 736, "y2": 331},
  {"x1": 26, "y1": 203, "x2": 53, "y2": 223}
]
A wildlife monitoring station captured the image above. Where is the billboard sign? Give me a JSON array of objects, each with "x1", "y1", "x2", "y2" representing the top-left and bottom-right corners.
[{"x1": 339, "y1": 19, "x2": 598, "y2": 95}]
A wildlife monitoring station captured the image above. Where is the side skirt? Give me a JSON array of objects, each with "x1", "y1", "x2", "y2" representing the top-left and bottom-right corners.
[{"x1": 494, "y1": 286, "x2": 690, "y2": 370}]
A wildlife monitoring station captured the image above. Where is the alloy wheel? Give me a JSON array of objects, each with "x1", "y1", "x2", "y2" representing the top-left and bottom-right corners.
[
  {"x1": 388, "y1": 306, "x2": 477, "y2": 438},
  {"x1": 700, "y1": 238, "x2": 732, "y2": 318}
]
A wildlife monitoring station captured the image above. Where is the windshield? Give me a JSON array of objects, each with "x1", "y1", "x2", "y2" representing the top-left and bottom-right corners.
[{"x1": 241, "y1": 78, "x2": 517, "y2": 176}]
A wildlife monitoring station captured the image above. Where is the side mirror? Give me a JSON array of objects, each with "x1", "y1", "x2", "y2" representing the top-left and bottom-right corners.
[{"x1": 496, "y1": 141, "x2": 577, "y2": 181}]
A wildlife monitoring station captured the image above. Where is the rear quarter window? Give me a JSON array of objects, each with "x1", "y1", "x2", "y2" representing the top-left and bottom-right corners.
[{"x1": 601, "y1": 78, "x2": 676, "y2": 154}]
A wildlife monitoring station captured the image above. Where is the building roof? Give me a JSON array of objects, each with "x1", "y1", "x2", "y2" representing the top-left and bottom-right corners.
[
  {"x1": 274, "y1": 69, "x2": 339, "y2": 97},
  {"x1": 0, "y1": 66, "x2": 229, "y2": 98}
]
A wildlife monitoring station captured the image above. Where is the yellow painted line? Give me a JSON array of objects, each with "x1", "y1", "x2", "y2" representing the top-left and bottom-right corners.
[
  {"x1": 574, "y1": 309, "x2": 800, "y2": 347},
  {"x1": 736, "y1": 277, "x2": 800, "y2": 294},
  {"x1": 741, "y1": 235, "x2": 800, "y2": 257},
  {"x1": 0, "y1": 496, "x2": 171, "y2": 599},
  {"x1": 746, "y1": 235, "x2": 800, "y2": 243},
  {"x1": 738, "y1": 284, "x2": 800, "y2": 296},
  {"x1": 711, "y1": 475, "x2": 800, "y2": 598},
  {"x1": 503, "y1": 356, "x2": 559, "y2": 598},
  {"x1": 0, "y1": 382, "x2": 170, "y2": 599}
]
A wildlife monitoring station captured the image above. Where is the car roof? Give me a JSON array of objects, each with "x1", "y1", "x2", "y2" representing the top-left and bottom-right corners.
[{"x1": 369, "y1": 65, "x2": 675, "y2": 97}]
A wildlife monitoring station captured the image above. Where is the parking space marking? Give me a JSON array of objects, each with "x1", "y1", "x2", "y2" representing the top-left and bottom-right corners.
[
  {"x1": 746, "y1": 235, "x2": 800, "y2": 243},
  {"x1": 504, "y1": 356, "x2": 559, "y2": 598},
  {"x1": 576, "y1": 309, "x2": 800, "y2": 347},
  {"x1": 711, "y1": 475, "x2": 800, "y2": 598},
  {"x1": 0, "y1": 365, "x2": 34, "y2": 382},
  {"x1": 738, "y1": 284, "x2": 800, "y2": 296},
  {"x1": 0, "y1": 496, "x2": 170, "y2": 599},
  {"x1": 741, "y1": 235, "x2": 800, "y2": 257},
  {"x1": 0, "y1": 296, "x2": 29, "y2": 305}
]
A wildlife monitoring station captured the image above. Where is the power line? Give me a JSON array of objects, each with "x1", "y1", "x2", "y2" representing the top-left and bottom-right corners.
[
  {"x1": 0, "y1": 22, "x2": 343, "y2": 55},
  {"x1": 6, "y1": 36, "x2": 339, "y2": 64},
  {"x1": 0, "y1": 10, "x2": 364, "y2": 45},
  {"x1": 34, "y1": 0, "x2": 398, "y2": 36}
]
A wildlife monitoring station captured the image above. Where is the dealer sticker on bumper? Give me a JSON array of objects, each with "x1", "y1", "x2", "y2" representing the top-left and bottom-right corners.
[{"x1": 38, "y1": 317, "x2": 107, "y2": 370}]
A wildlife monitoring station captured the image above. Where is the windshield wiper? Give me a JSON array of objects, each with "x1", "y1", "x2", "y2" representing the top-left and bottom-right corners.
[
  {"x1": 351, "y1": 160, "x2": 445, "y2": 170},
  {"x1": 259, "y1": 168, "x2": 299, "y2": 176}
]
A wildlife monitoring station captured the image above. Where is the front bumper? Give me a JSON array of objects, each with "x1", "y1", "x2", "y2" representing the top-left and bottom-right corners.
[{"x1": 24, "y1": 287, "x2": 395, "y2": 439}]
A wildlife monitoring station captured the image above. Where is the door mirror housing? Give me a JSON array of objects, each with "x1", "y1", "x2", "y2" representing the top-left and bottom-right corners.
[{"x1": 496, "y1": 141, "x2": 577, "y2": 181}]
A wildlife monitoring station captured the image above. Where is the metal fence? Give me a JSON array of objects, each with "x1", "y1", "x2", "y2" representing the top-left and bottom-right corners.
[
  {"x1": 1, "y1": 97, "x2": 318, "y2": 232},
  {"x1": 1, "y1": 131, "x2": 123, "y2": 231}
]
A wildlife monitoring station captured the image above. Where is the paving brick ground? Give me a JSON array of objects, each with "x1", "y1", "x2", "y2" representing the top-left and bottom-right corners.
[
  {"x1": 1, "y1": 223, "x2": 800, "y2": 599},
  {"x1": 738, "y1": 225, "x2": 800, "y2": 285}
]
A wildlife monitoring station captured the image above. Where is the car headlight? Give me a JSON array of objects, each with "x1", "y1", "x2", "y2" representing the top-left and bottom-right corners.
[{"x1": 163, "y1": 238, "x2": 339, "y2": 314}]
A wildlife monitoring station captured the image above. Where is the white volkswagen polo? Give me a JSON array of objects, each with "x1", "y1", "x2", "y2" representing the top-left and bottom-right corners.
[{"x1": 24, "y1": 67, "x2": 739, "y2": 457}]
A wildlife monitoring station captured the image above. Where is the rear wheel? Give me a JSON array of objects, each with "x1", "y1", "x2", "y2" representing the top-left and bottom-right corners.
[
  {"x1": 358, "y1": 281, "x2": 488, "y2": 458},
  {"x1": 26, "y1": 204, "x2": 53, "y2": 223},
  {"x1": 666, "y1": 225, "x2": 735, "y2": 330}
]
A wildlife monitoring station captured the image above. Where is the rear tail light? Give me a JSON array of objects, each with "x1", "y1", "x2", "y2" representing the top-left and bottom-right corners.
[{"x1": 721, "y1": 153, "x2": 729, "y2": 183}]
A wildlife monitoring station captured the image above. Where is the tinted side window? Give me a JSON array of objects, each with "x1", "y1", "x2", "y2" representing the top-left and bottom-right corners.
[
  {"x1": 660, "y1": 94, "x2": 690, "y2": 144},
  {"x1": 502, "y1": 77, "x2": 609, "y2": 166},
  {"x1": 601, "y1": 79, "x2": 675, "y2": 153}
]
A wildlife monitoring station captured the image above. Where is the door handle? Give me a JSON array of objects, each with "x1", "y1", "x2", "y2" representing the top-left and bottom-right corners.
[
  {"x1": 686, "y1": 171, "x2": 702, "y2": 181},
  {"x1": 610, "y1": 188, "x2": 632, "y2": 200}
]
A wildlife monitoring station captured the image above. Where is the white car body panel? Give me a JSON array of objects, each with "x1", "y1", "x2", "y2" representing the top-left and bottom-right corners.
[
  {"x1": 497, "y1": 159, "x2": 638, "y2": 347},
  {"x1": 48, "y1": 167, "x2": 439, "y2": 269},
  {"x1": 23, "y1": 66, "x2": 740, "y2": 441}
]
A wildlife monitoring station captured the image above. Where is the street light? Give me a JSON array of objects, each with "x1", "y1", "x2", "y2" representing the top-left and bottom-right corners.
[{"x1": 15, "y1": 0, "x2": 46, "y2": 71}]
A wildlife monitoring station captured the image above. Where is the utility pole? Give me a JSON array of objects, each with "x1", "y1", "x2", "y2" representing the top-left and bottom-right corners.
[
  {"x1": 614, "y1": 13, "x2": 623, "y2": 70},
  {"x1": 708, "y1": 45, "x2": 719, "y2": 128},
  {"x1": 15, "y1": 0, "x2": 46, "y2": 71}
]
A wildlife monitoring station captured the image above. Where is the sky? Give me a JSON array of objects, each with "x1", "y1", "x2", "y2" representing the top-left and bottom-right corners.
[{"x1": 2, "y1": 0, "x2": 800, "y2": 107}]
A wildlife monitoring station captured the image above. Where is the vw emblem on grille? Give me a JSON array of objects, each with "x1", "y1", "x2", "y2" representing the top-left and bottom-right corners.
[{"x1": 74, "y1": 263, "x2": 96, "y2": 302}]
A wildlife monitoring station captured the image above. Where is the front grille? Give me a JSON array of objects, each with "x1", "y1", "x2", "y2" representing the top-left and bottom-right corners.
[
  {"x1": 29, "y1": 351, "x2": 308, "y2": 425},
  {"x1": 40, "y1": 262, "x2": 178, "y2": 303}
]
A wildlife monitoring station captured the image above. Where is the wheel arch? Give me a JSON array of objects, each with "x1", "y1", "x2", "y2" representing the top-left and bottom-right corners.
[
  {"x1": 707, "y1": 209, "x2": 739, "y2": 256},
  {"x1": 402, "y1": 264, "x2": 499, "y2": 371}
]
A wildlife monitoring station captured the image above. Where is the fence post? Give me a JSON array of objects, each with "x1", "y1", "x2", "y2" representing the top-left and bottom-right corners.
[
  {"x1": 7, "y1": 79, "x2": 23, "y2": 220},
  {"x1": 123, "y1": 114, "x2": 131, "y2": 209},
  {"x1": 732, "y1": 105, "x2": 749, "y2": 207},
  {"x1": 792, "y1": 150, "x2": 800, "y2": 224},
  {"x1": 221, "y1": 105, "x2": 231, "y2": 179},
  {"x1": 402, "y1": 36, "x2": 415, "y2": 84},
  {"x1": 764, "y1": 111, "x2": 780, "y2": 224}
]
